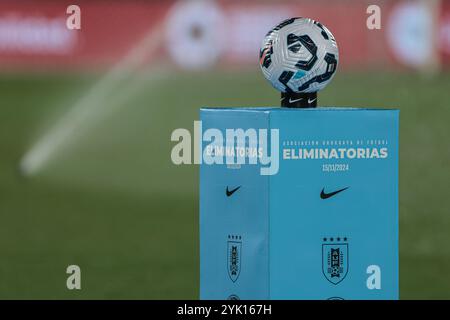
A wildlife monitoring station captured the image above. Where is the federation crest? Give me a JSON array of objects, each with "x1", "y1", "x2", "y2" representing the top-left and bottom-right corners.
[
  {"x1": 322, "y1": 237, "x2": 348, "y2": 285},
  {"x1": 227, "y1": 235, "x2": 242, "y2": 283}
]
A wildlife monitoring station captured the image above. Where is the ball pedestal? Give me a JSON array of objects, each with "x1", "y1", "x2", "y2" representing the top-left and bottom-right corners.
[{"x1": 199, "y1": 106, "x2": 399, "y2": 300}]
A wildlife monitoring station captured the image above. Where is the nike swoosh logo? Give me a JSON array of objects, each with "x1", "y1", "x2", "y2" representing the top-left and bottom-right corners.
[
  {"x1": 289, "y1": 97, "x2": 303, "y2": 103},
  {"x1": 226, "y1": 186, "x2": 241, "y2": 197},
  {"x1": 320, "y1": 187, "x2": 349, "y2": 199},
  {"x1": 308, "y1": 98, "x2": 317, "y2": 104}
]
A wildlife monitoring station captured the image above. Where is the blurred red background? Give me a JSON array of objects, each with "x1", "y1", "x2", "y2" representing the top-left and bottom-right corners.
[{"x1": 0, "y1": 0, "x2": 448, "y2": 71}]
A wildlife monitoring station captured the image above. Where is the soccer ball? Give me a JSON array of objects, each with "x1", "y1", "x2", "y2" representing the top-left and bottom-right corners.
[{"x1": 259, "y1": 17, "x2": 339, "y2": 93}]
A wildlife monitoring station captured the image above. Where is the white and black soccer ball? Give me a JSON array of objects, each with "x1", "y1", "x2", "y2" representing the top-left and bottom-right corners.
[{"x1": 259, "y1": 17, "x2": 339, "y2": 93}]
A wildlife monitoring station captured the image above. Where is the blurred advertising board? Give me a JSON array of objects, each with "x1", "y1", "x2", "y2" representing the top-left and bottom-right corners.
[
  {"x1": 0, "y1": 0, "x2": 448, "y2": 71},
  {"x1": 440, "y1": 1, "x2": 450, "y2": 64}
]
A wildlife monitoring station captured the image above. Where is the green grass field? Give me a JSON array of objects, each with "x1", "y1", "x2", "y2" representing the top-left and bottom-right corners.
[{"x1": 0, "y1": 70, "x2": 449, "y2": 299}]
